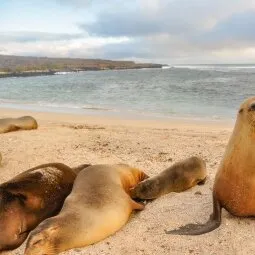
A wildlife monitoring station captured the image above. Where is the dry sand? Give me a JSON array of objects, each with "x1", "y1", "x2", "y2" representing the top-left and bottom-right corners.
[{"x1": 0, "y1": 108, "x2": 253, "y2": 255}]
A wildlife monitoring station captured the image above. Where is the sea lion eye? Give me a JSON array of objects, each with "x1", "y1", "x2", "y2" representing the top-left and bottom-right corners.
[
  {"x1": 249, "y1": 103, "x2": 255, "y2": 111},
  {"x1": 33, "y1": 239, "x2": 43, "y2": 245}
]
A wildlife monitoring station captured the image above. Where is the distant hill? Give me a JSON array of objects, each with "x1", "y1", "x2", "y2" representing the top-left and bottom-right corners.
[{"x1": 0, "y1": 55, "x2": 164, "y2": 78}]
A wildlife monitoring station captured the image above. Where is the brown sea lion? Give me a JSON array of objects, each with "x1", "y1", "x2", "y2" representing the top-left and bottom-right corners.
[
  {"x1": 130, "y1": 156, "x2": 207, "y2": 200},
  {"x1": 0, "y1": 162, "x2": 91, "y2": 251},
  {"x1": 25, "y1": 164, "x2": 149, "y2": 255},
  {"x1": 166, "y1": 96, "x2": 255, "y2": 235},
  {"x1": 0, "y1": 116, "x2": 38, "y2": 133}
]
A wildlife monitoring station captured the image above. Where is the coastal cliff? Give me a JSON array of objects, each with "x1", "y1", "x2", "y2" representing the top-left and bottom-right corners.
[{"x1": 0, "y1": 55, "x2": 164, "y2": 78}]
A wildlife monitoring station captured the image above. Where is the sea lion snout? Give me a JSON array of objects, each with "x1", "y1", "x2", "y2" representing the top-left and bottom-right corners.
[
  {"x1": 0, "y1": 194, "x2": 29, "y2": 251},
  {"x1": 0, "y1": 220, "x2": 28, "y2": 251},
  {"x1": 130, "y1": 179, "x2": 160, "y2": 199},
  {"x1": 25, "y1": 223, "x2": 59, "y2": 255}
]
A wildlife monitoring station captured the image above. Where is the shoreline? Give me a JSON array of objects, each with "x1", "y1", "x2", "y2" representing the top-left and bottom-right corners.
[
  {"x1": 0, "y1": 67, "x2": 164, "y2": 79},
  {"x1": 0, "y1": 107, "x2": 234, "y2": 131},
  {"x1": 0, "y1": 99, "x2": 236, "y2": 124}
]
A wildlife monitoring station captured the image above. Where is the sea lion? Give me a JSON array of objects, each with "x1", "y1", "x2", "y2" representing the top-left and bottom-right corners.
[
  {"x1": 166, "y1": 96, "x2": 255, "y2": 235},
  {"x1": 25, "y1": 164, "x2": 149, "y2": 255},
  {"x1": 0, "y1": 162, "x2": 90, "y2": 251},
  {"x1": 0, "y1": 116, "x2": 38, "y2": 133},
  {"x1": 130, "y1": 156, "x2": 206, "y2": 200}
]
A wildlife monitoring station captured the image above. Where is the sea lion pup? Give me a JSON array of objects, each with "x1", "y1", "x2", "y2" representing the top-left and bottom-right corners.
[
  {"x1": 25, "y1": 164, "x2": 149, "y2": 255},
  {"x1": 166, "y1": 96, "x2": 255, "y2": 235},
  {"x1": 0, "y1": 162, "x2": 91, "y2": 251},
  {"x1": 0, "y1": 116, "x2": 38, "y2": 133},
  {"x1": 130, "y1": 156, "x2": 207, "y2": 200}
]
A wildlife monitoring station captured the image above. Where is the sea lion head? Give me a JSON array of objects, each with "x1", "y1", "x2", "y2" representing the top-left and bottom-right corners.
[
  {"x1": 183, "y1": 156, "x2": 207, "y2": 184},
  {"x1": 25, "y1": 219, "x2": 60, "y2": 255},
  {"x1": 0, "y1": 189, "x2": 28, "y2": 251},
  {"x1": 237, "y1": 96, "x2": 255, "y2": 129}
]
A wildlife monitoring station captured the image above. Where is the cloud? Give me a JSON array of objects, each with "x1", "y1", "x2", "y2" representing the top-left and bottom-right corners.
[
  {"x1": 2, "y1": 0, "x2": 255, "y2": 63},
  {"x1": 95, "y1": 39, "x2": 255, "y2": 64},
  {"x1": 79, "y1": 1, "x2": 193, "y2": 37},
  {"x1": 202, "y1": 10, "x2": 255, "y2": 43},
  {"x1": 0, "y1": 37, "x2": 130, "y2": 58},
  {"x1": 80, "y1": 14, "x2": 192, "y2": 37},
  {"x1": 80, "y1": 0, "x2": 255, "y2": 37},
  {"x1": 57, "y1": 0, "x2": 93, "y2": 7},
  {"x1": 0, "y1": 31, "x2": 86, "y2": 43},
  {"x1": 182, "y1": 9, "x2": 255, "y2": 53},
  {"x1": 75, "y1": 0, "x2": 255, "y2": 63}
]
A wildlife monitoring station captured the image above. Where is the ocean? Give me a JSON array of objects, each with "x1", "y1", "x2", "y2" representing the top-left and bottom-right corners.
[{"x1": 0, "y1": 65, "x2": 254, "y2": 121}]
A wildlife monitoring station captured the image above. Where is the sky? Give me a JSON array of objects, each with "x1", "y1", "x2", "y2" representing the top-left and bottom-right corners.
[{"x1": 1, "y1": 0, "x2": 255, "y2": 64}]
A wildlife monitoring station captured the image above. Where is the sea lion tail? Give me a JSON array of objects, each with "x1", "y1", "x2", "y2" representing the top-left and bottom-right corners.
[
  {"x1": 72, "y1": 164, "x2": 91, "y2": 175},
  {"x1": 165, "y1": 194, "x2": 221, "y2": 235}
]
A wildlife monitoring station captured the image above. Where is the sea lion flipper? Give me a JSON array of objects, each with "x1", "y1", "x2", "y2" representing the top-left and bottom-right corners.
[
  {"x1": 131, "y1": 199, "x2": 145, "y2": 210},
  {"x1": 9, "y1": 124, "x2": 20, "y2": 132},
  {"x1": 71, "y1": 164, "x2": 91, "y2": 175},
  {"x1": 197, "y1": 177, "x2": 207, "y2": 185},
  {"x1": 164, "y1": 218, "x2": 221, "y2": 235},
  {"x1": 165, "y1": 194, "x2": 221, "y2": 235}
]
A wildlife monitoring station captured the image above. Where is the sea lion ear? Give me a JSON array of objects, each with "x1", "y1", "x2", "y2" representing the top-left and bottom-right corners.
[
  {"x1": 49, "y1": 225, "x2": 59, "y2": 232},
  {"x1": 129, "y1": 187, "x2": 135, "y2": 196},
  {"x1": 239, "y1": 108, "x2": 244, "y2": 114},
  {"x1": 144, "y1": 173, "x2": 150, "y2": 179},
  {"x1": 140, "y1": 172, "x2": 149, "y2": 181}
]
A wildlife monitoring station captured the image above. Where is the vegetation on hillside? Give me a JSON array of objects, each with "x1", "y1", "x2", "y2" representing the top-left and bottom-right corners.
[{"x1": 0, "y1": 55, "x2": 164, "y2": 75}]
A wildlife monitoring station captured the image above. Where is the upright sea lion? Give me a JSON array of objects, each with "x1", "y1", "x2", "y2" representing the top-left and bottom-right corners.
[
  {"x1": 25, "y1": 164, "x2": 149, "y2": 255},
  {"x1": 130, "y1": 156, "x2": 207, "y2": 200},
  {"x1": 0, "y1": 116, "x2": 38, "y2": 133},
  {"x1": 0, "y1": 162, "x2": 90, "y2": 251},
  {"x1": 166, "y1": 96, "x2": 255, "y2": 235}
]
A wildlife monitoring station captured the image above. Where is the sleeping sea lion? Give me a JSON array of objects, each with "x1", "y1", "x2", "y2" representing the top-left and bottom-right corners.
[
  {"x1": 0, "y1": 162, "x2": 90, "y2": 251},
  {"x1": 0, "y1": 116, "x2": 38, "y2": 133},
  {"x1": 25, "y1": 164, "x2": 149, "y2": 255},
  {"x1": 166, "y1": 96, "x2": 255, "y2": 235},
  {"x1": 130, "y1": 156, "x2": 207, "y2": 200}
]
